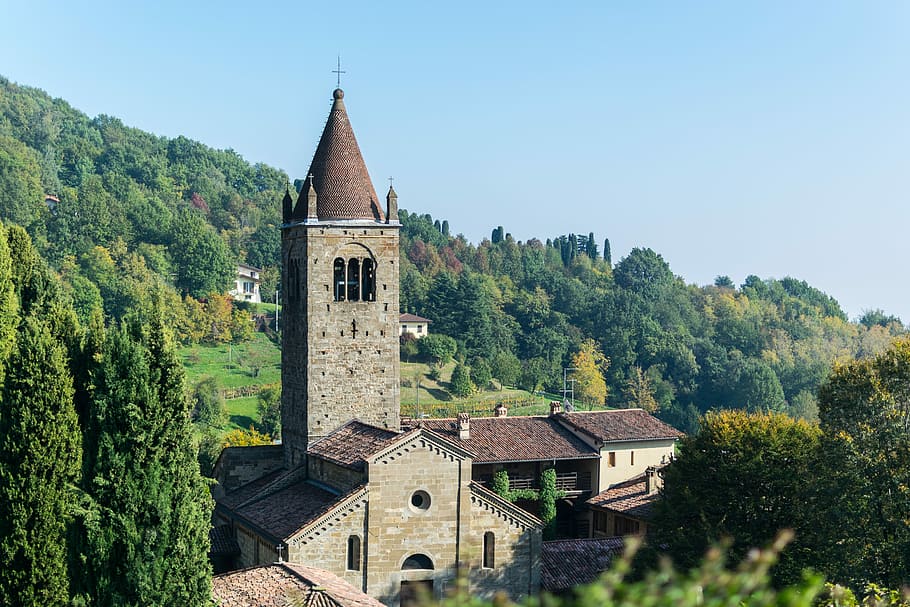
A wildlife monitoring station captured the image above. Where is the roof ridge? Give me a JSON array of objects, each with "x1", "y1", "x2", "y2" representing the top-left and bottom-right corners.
[{"x1": 287, "y1": 483, "x2": 369, "y2": 542}]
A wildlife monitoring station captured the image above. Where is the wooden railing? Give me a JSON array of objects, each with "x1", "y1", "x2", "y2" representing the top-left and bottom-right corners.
[{"x1": 505, "y1": 471, "x2": 592, "y2": 493}]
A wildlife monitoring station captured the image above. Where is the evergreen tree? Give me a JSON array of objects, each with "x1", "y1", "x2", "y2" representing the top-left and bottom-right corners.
[
  {"x1": 450, "y1": 362, "x2": 475, "y2": 397},
  {"x1": 0, "y1": 316, "x2": 81, "y2": 606},
  {"x1": 603, "y1": 237, "x2": 612, "y2": 265},
  {"x1": 80, "y1": 312, "x2": 212, "y2": 606}
]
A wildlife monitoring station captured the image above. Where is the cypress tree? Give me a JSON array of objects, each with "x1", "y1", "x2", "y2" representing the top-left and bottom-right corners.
[
  {"x1": 81, "y1": 311, "x2": 212, "y2": 606},
  {"x1": 603, "y1": 237, "x2": 612, "y2": 266},
  {"x1": 0, "y1": 316, "x2": 81, "y2": 606}
]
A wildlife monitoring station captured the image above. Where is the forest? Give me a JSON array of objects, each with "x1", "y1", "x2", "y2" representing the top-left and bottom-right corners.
[{"x1": 1, "y1": 75, "x2": 905, "y2": 435}]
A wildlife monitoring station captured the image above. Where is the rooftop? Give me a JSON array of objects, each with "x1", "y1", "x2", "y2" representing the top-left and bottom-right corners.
[
  {"x1": 233, "y1": 480, "x2": 354, "y2": 541},
  {"x1": 420, "y1": 416, "x2": 598, "y2": 463},
  {"x1": 212, "y1": 562, "x2": 384, "y2": 607},
  {"x1": 308, "y1": 421, "x2": 400, "y2": 471},
  {"x1": 540, "y1": 536, "x2": 626, "y2": 592},
  {"x1": 399, "y1": 313, "x2": 431, "y2": 323},
  {"x1": 587, "y1": 473, "x2": 659, "y2": 520},
  {"x1": 556, "y1": 409, "x2": 683, "y2": 443},
  {"x1": 296, "y1": 88, "x2": 384, "y2": 222}
]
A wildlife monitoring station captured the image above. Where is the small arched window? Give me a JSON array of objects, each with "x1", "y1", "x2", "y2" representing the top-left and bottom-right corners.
[
  {"x1": 347, "y1": 535, "x2": 361, "y2": 571},
  {"x1": 482, "y1": 532, "x2": 495, "y2": 569},
  {"x1": 333, "y1": 258, "x2": 346, "y2": 301},
  {"x1": 401, "y1": 553, "x2": 434, "y2": 570},
  {"x1": 347, "y1": 259, "x2": 360, "y2": 302},
  {"x1": 361, "y1": 258, "x2": 375, "y2": 302}
]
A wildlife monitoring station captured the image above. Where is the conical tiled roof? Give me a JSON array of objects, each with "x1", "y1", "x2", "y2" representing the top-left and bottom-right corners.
[{"x1": 300, "y1": 89, "x2": 384, "y2": 221}]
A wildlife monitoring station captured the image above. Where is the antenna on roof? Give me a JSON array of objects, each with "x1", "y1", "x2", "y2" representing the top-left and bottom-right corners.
[{"x1": 332, "y1": 55, "x2": 346, "y2": 88}]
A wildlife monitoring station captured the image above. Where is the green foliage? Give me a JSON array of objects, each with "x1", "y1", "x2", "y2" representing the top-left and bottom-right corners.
[
  {"x1": 491, "y1": 350, "x2": 522, "y2": 388},
  {"x1": 0, "y1": 316, "x2": 80, "y2": 606},
  {"x1": 191, "y1": 376, "x2": 227, "y2": 427},
  {"x1": 538, "y1": 468, "x2": 559, "y2": 540},
  {"x1": 491, "y1": 470, "x2": 510, "y2": 497},
  {"x1": 450, "y1": 362, "x2": 475, "y2": 397},
  {"x1": 571, "y1": 339, "x2": 609, "y2": 406},
  {"x1": 79, "y1": 314, "x2": 213, "y2": 606},
  {"x1": 418, "y1": 333, "x2": 457, "y2": 367},
  {"x1": 469, "y1": 356, "x2": 492, "y2": 390},
  {"x1": 817, "y1": 338, "x2": 910, "y2": 589},
  {"x1": 222, "y1": 426, "x2": 272, "y2": 447},
  {"x1": 648, "y1": 410, "x2": 823, "y2": 587},
  {"x1": 170, "y1": 208, "x2": 234, "y2": 298},
  {"x1": 257, "y1": 386, "x2": 281, "y2": 438}
]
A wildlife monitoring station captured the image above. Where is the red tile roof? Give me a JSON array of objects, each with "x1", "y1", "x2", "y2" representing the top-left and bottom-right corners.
[
  {"x1": 556, "y1": 409, "x2": 683, "y2": 443},
  {"x1": 235, "y1": 481, "x2": 355, "y2": 541},
  {"x1": 219, "y1": 469, "x2": 287, "y2": 510},
  {"x1": 296, "y1": 89, "x2": 384, "y2": 222},
  {"x1": 212, "y1": 562, "x2": 384, "y2": 607},
  {"x1": 420, "y1": 416, "x2": 598, "y2": 463},
  {"x1": 399, "y1": 313, "x2": 431, "y2": 323},
  {"x1": 587, "y1": 473, "x2": 659, "y2": 520},
  {"x1": 540, "y1": 537, "x2": 626, "y2": 592},
  {"x1": 308, "y1": 421, "x2": 399, "y2": 471}
]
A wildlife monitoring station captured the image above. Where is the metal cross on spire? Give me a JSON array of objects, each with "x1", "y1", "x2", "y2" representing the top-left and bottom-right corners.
[
  {"x1": 388, "y1": 176, "x2": 394, "y2": 188},
  {"x1": 332, "y1": 55, "x2": 346, "y2": 88}
]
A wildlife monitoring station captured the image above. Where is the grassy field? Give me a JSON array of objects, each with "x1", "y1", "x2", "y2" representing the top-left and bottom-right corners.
[
  {"x1": 179, "y1": 334, "x2": 575, "y2": 434},
  {"x1": 399, "y1": 361, "x2": 552, "y2": 418},
  {"x1": 179, "y1": 333, "x2": 281, "y2": 434},
  {"x1": 179, "y1": 332, "x2": 281, "y2": 390}
]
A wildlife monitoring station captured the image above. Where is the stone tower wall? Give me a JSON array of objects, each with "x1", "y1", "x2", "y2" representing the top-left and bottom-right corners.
[{"x1": 282, "y1": 221, "x2": 400, "y2": 467}]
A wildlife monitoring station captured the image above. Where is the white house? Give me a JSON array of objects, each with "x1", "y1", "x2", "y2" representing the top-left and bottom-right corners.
[
  {"x1": 231, "y1": 263, "x2": 262, "y2": 303},
  {"x1": 399, "y1": 313, "x2": 431, "y2": 339}
]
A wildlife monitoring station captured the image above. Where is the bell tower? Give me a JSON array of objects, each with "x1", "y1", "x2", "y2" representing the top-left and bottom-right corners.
[{"x1": 281, "y1": 88, "x2": 401, "y2": 468}]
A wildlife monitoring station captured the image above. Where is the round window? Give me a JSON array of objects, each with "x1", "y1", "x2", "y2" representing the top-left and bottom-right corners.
[{"x1": 410, "y1": 490, "x2": 431, "y2": 511}]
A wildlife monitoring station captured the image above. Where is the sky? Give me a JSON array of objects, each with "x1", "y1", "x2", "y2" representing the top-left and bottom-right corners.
[{"x1": 1, "y1": 1, "x2": 908, "y2": 321}]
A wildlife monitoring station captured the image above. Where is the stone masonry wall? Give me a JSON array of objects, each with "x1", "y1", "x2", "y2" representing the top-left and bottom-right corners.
[
  {"x1": 289, "y1": 494, "x2": 369, "y2": 593},
  {"x1": 308, "y1": 456, "x2": 366, "y2": 493},
  {"x1": 213, "y1": 445, "x2": 284, "y2": 494},
  {"x1": 282, "y1": 220, "x2": 400, "y2": 467},
  {"x1": 365, "y1": 438, "x2": 468, "y2": 605}
]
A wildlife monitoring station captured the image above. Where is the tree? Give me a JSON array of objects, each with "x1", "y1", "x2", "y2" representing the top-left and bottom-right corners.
[
  {"x1": 191, "y1": 376, "x2": 226, "y2": 427},
  {"x1": 603, "y1": 237, "x2": 612, "y2": 265},
  {"x1": 79, "y1": 315, "x2": 212, "y2": 606},
  {"x1": 0, "y1": 135, "x2": 45, "y2": 231},
  {"x1": 624, "y1": 366, "x2": 659, "y2": 412},
  {"x1": 491, "y1": 350, "x2": 521, "y2": 389},
  {"x1": 450, "y1": 362, "x2": 475, "y2": 397},
  {"x1": 572, "y1": 339, "x2": 609, "y2": 406},
  {"x1": 816, "y1": 339, "x2": 910, "y2": 588},
  {"x1": 170, "y1": 208, "x2": 234, "y2": 298},
  {"x1": 418, "y1": 333, "x2": 457, "y2": 368},
  {"x1": 0, "y1": 316, "x2": 80, "y2": 606},
  {"x1": 714, "y1": 275, "x2": 734, "y2": 288},
  {"x1": 257, "y1": 386, "x2": 281, "y2": 438},
  {"x1": 538, "y1": 468, "x2": 559, "y2": 540},
  {"x1": 648, "y1": 410, "x2": 824, "y2": 587},
  {"x1": 469, "y1": 356, "x2": 492, "y2": 390}
]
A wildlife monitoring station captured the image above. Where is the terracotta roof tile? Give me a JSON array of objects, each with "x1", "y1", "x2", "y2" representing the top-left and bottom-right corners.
[
  {"x1": 235, "y1": 480, "x2": 350, "y2": 541},
  {"x1": 398, "y1": 313, "x2": 431, "y2": 323},
  {"x1": 420, "y1": 416, "x2": 598, "y2": 463},
  {"x1": 296, "y1": 89, "x2": 384, "y2": 222},
  {"x1": 587, "y1": 473, "x2": 659, "y2": 519},
  {"x1": 540, "y1": 537, "x2": 625, "y2": 592},
  {"x1": 556, "y1": 409, "x2": 683, "y2": 443},
  {"x1": 308, "y1": 421, "x2": 400, "y2": 471},
  {"x1": 212, "y1": 562, "x2": 384, "y2": 607}
]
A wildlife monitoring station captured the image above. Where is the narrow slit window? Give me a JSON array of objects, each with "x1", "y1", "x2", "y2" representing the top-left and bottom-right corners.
[
  {"x1": 347, "y1": 535, "x2": 361, "y2": 571},
  {"x1": 483, "y1": 532, "x2": 495, "y2": 569}
]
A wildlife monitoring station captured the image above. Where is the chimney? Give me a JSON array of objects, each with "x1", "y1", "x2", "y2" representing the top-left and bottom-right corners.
[
  {"x1": 457, "y1": 412, "x2": 470, "y2": 440},
  {"x1": 645, "y1": 466, "x2": 662, "y2": 495},
  {"x1": 549, "y1": 401, "x2": 562, "y2": 416},
  {"x1": 493, "y1": 404, "x2": 508, "y2": 418}
]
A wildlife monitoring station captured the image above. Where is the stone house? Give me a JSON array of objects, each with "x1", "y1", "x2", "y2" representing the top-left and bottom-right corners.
[
  {"x1": 398, "y1": 313, "x2": 431, "y2": 339},
  {"x1": 588, "y1": 466, "x2": 664, "y2": 537}
]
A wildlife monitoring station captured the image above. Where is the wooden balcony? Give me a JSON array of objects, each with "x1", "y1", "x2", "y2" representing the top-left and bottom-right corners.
[{"x1": 505, "y1": 471, "x2": 592, "y2": 494}]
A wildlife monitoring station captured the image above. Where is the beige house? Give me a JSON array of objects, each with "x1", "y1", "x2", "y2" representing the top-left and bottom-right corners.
[
  {"x1": 399, "y1": 313, "x2": 431, "y2": 339},
  {"x1": 231, "y1": 263, "x2": 262, "y2": 303},
  {"x1": 588, "y1": 466, "x2": 664, "y2": 537}
]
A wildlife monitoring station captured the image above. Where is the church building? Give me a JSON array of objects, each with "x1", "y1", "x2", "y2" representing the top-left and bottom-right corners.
[{"x1": 213, "y1": 88, "x2": 542, "y2": 606}]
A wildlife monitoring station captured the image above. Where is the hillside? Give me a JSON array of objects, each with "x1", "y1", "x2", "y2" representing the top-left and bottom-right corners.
[{"x1": 1, "y1": 75, "x2": 905, "y2": 433}]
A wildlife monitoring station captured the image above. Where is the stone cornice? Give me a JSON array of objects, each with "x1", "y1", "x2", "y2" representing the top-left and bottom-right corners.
[{"x1": 469, "y1": 481, "x2": 543, "y2": 531}]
